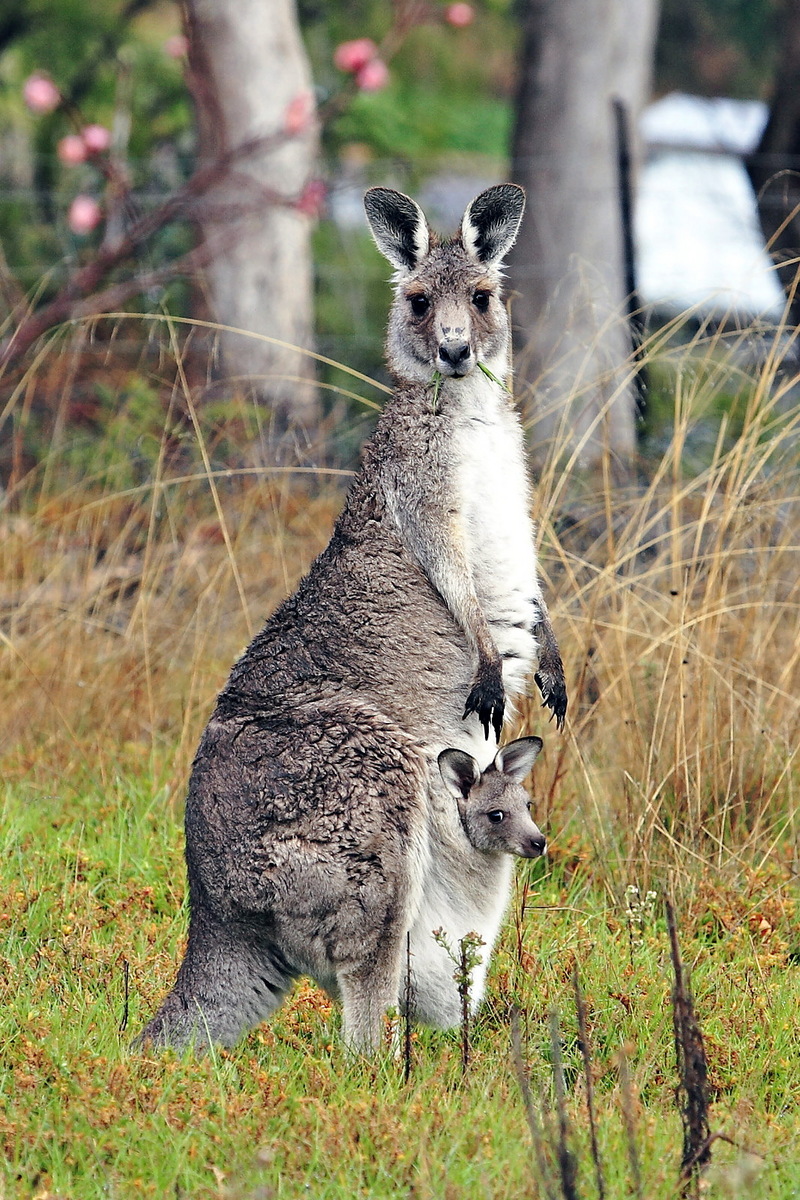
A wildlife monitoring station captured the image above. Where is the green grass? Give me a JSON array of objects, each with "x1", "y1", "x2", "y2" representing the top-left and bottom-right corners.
[{"x1": 2, "y1": 770, "x2": 800, "y2": 1197}]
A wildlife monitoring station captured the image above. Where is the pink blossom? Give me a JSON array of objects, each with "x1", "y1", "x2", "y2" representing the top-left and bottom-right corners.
[
  {"x1": 333, "y1": 38, "x2": 379, "y2": 74},
  {"x1": 295, "y1": 179, "x2": 326, "y2": 219},
  {"x1": 284, "y1": 91, "x2": 315, "y2": 136},
  {"x1": 82, "y1": 123, "x2": 112, "y2": 154},
  {"x1": 57, "y1": 134, "x2": 88, "y2": 166},
  {"x1": 164, "y1": 34, "x2": 189, "y2": 59},
  {"x1": 23, "y1": 73, "x2": 61, "y2": 114},
  {"x1": 445, "y1": 2, "x2": 475, "y2": 26},
  {"x1": 67, "y1": 194, "x2": 102, "y2": 235},
  {"x1": 355, "y1": 58, "x2": 389, "y2": 92}
]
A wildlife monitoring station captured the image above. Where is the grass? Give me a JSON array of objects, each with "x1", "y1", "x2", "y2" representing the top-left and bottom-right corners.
[{"x1": 1, "y1": 314, "x2": 800, "y2": 1197}]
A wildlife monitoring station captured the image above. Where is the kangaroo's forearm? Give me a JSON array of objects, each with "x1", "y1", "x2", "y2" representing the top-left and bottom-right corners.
[{"x1": 388, "y1": 494, "x2": 499, "y2": 669}]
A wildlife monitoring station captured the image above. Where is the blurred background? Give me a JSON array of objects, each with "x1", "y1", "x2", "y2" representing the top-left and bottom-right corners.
[{"x1": 1, "y1": 0, "x2": 799, "y2": 480}]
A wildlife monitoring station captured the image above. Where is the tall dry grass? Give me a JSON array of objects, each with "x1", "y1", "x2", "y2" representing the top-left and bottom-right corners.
[{"x1": 1, "y1": 314, "x2": 798, "y2": 900}]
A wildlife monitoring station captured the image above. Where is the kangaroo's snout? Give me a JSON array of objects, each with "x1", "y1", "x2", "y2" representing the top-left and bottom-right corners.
[
  {"x1": 524, "y1": 831, "x2": 547, "y2": 858},
  {"x1": 438, "y1": 338, "x2": 473, "y2": 376}
]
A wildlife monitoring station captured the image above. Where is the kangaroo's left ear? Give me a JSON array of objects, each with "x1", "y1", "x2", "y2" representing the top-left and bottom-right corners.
[
  {"x1": 461, "y1": 184, "x2": 525, "y2": 267},
  {"x1": 438, "y1": 748, "x2": 481, "y2": 800},
  {"x1": 494, "y1": 736, "x2": 543, "y2": 782},
  {"x1": 364, "y1": 187, "x2": 431, "y2": 274}
]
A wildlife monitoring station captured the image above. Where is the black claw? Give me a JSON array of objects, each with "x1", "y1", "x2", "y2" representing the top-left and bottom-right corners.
[
  {"x1": 463, "y1": 680, "x2": 505, "y2": 741},
  {"x1": 535, "y1": 672, "x2": 568, "y2": 731}
]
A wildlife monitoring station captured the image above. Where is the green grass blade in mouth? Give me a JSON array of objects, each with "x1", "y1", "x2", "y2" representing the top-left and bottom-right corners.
[
  {"x1": 477, "y1": 361, "x2": 510, "y2": 391},
  {"x1": 431, "y1": 369, "x2": 442, "y2": 411}
]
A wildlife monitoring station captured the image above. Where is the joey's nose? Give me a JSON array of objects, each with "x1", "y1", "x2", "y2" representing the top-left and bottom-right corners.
[
  {"x1": 528, "y1": 833, "x2": 547, "y2": 858},
  {"x1": 438, "y1": 340, "x2": 472, "y2": 371}
]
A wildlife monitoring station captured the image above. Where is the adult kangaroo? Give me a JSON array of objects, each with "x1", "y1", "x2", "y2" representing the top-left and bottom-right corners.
[{"x1": 136, "y1": 184, "x2": 566, "y2": 1054}]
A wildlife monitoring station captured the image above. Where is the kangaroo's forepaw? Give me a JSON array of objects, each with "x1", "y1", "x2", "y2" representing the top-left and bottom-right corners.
[
  {"x1": 534, "y1": 670, "x2": 568, "y2": 730},
  {"x1": 463, "y1": 669, "x2": 505, "y2": 741}
]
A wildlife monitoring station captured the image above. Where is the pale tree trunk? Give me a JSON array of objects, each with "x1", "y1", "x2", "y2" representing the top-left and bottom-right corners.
[
  {"x1": 185, "y1": 0, "x2": 319, "y2": 451},
  {"x1": 509, "y1": 0, "x2": 658, "y2": 475}
]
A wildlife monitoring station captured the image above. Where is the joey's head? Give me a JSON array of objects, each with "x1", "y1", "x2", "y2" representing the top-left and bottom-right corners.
[
  {"x1": 364, "y1": 184, "x2": 525, "y2": 386},
  {"x1": 438, "y1": 736, "x2": 546, "y2": 859}
]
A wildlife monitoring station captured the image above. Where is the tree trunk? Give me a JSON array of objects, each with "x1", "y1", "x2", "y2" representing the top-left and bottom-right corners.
[
  {"x1": 509, "y1": 0, "x2": 658, "y2": 474},
  {"x1": 746, "y1": 0, "x2": 800, "y2": 329},
  {"x1": 185, "y1": 0, "x2": 319, "y2": 451}
]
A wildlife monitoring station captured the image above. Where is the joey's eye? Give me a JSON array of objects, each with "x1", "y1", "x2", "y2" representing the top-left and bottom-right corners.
[
  {"x1": 409, "y1": 294, "x2": 430, "y2": 317},
  {"x1": 472, "y1": 290, "x2": 491, "y2": 312},
  {"x1": 487, "y1": 810, "x2": 505, "y2": 824}
]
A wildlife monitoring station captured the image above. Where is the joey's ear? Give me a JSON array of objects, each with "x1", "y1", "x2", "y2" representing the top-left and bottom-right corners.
[
  {"x1": 364, "y1": 187, "x2": 430, "y2": 273},
  {"x1": 461, "y1": 184, "x2": 525, "y2": 267},
  {"x1": 494, "y1": 736, "x2": 543, "y2": 783},
  {"x1": 438, "y1": 748, "x2": 481, "y2": 800}
]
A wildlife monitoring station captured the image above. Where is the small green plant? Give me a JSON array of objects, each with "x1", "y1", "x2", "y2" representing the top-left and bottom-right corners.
[
  {"x1": 432, "y1": 927, "x2": 485, "y2": 1074},
  {"x1": 624, "y1": 884, "x2": 658, "y2": 960}
]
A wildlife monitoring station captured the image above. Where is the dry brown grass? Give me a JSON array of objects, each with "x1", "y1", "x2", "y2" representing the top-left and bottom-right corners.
[{"x1": 2, "y1": 316, "x2": 799, "y2": 894}]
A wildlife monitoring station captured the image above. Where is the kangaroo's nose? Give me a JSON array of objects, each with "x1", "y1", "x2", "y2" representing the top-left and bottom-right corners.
[
  {"x1": 528, "y1": 833, "x2": 547, "y2": 857},
  {"x1": 438, "y1": 340, "x2": 471, "y2": 369}
]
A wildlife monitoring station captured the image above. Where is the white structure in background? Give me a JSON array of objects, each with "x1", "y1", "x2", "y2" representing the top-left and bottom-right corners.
[
  {"x1": 330, "y1": 92, "x2": 786, "y2": 323},
  {"x1": 636, "y1": 91, "x2": 786, "y2": 321}
]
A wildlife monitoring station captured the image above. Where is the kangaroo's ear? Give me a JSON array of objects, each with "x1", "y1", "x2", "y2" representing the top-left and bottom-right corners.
[
  {"x1": 438, "y1": 748, "x2": 481, "y2": 800},
  {"x1": 461, "y1": 184, "x2": 525, "y2": 267},
  {"x1": 494, "y1": 736, "x2": 543, "y2": 783},
  {"x1": 364, "y1": 187, "x2": 430, "y2": 273}
]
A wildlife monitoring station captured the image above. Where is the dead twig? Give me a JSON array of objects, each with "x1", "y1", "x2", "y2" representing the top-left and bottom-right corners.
[
  {"x1": 510, "y1": 1008, "x2": 558, "y2": 1200},
  {"x1": 666, "y1": 896, "x2": 712, "y2": 1197},
  {"x1": 573, "y1": 964, "x2": 605, "y2": 1200},
  {"x1": 549, "y1": 1007, "x2": 580, "y2": 1200},
  {"x1": 0, "y1": 128, "x2": 301, "y2": 372},
  {"x1": 617, "y1": 1046, "x2": 642, "y2": 1200}
]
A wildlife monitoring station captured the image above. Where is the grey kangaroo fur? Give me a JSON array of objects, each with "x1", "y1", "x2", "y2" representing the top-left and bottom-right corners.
[{"x1": 136, "y1": 183, "x2": 566, "y2": 1055}]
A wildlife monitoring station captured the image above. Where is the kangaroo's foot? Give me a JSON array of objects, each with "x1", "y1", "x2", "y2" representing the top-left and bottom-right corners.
[
  {"x1": 337, "y1": 953, "x2": 404, "y2": 1057},
  {"x1": 133, "y1": 917, "x2": 294, "y2": 1053}
]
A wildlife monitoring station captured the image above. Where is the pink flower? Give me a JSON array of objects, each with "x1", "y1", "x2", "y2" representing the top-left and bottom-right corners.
[
  {"x1": 295, "y1": 179, "x2": 326, "y2": 219},
  {"x1": 23, "y1": 73, "x2": 61, "y2": 114},
  {"x1": 57, "y1": 134, "x2": 88, "y2": 166},
  {"x1": 82, "y1": 124, "x2": 111, "y2": 154},
  {"x1": 284, "y1": 91, "x2": 315, "y2": 136},
  {"x1": 164, "y1": 34, "x2": 189, "y2": 59},
  {"x1": 333, "y1": 38, "x2": 379, "y2": 74},
  {"x1": 355, "y1": 58, "x2": 389, "y2": 91},
  {"x1": 67, "y1": 194, "x2": 102, "y2": 235},
  {"x1": 445, "y1": 2, "x2": 475, "y2": 26}
]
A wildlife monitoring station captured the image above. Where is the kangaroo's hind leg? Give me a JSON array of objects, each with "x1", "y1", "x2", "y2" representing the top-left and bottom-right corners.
[
  {"x1": 134, "y1": 907, "x2": 295, "y2": 1051},
  {"x1": 336, "y1": 927, "x2": 408, "y2": 1055}
]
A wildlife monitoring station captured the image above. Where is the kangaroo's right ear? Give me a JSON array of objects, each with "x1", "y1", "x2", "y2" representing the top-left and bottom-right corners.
[
  {"x1": 461, "y1": 184, "x2": 525, "y2": 268},
  {"x1": 364, "y1": 188, "x2": 430, "y2": 273},
  {"x1": 438, "y1": 748, "x2": 480, "y2": 800},
  {"x1": 494, "y1": 736, "x2": 543, "y2": 782}
]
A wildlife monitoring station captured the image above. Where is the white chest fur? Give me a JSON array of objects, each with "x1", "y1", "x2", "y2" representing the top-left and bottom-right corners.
[{"x1": 454, "y1": 375, "x2": 541, "y2": 692}]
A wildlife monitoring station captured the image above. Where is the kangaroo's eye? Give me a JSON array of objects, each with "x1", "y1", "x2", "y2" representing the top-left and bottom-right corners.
[
  {"x1": 487, "y1": 810, "x2": 505, "y2": 824},
  {"x1": 472, "y1": 290, "x2": 491, "y2": 312},
  {"x1": 409, "y1": 294, "x2": 430, "y2": 317}
]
